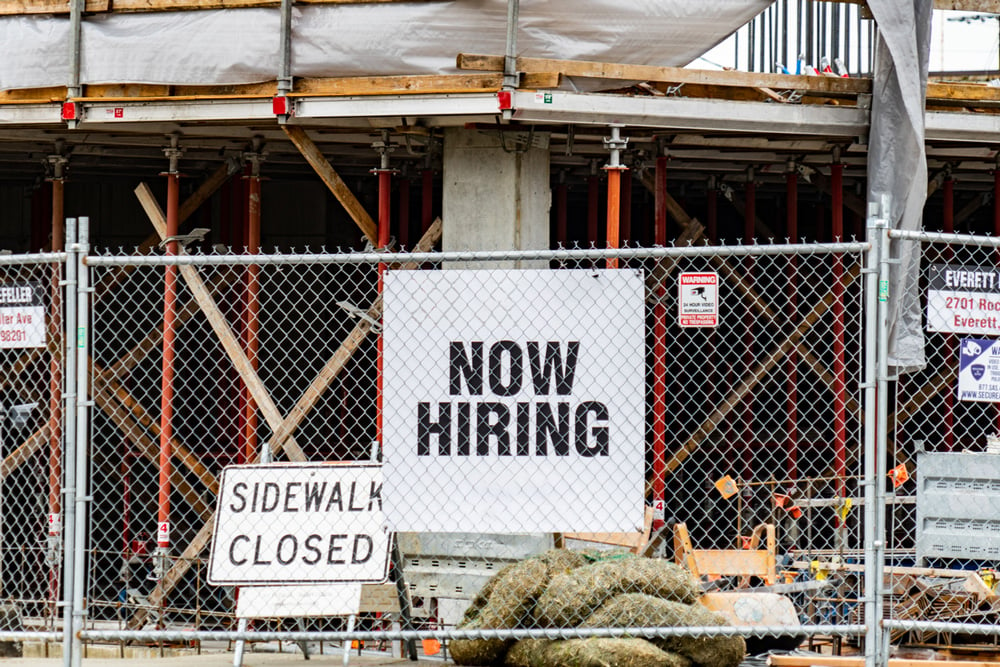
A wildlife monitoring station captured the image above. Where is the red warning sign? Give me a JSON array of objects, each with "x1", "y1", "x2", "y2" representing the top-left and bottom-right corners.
[{"x1": 678, "y1": 273, "x2": 719, "y2": 328}]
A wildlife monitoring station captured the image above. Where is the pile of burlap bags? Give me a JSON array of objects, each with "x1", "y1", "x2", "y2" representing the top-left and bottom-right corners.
[{"x1": 450, "y1": 550, "x2": 744, "y2": 667}]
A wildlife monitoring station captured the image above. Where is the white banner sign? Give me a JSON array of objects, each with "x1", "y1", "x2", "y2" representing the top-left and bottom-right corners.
[
  {"x1": 382, "y1": 269, "x2": 646, "y2": 534},
  {"x1": 0, "y1": 282, "x2": 45, "y2": 349},
  {"x1": 926, "y1": 264, "x2": 1000, "y2": 335},
  {"x1": 208, "y1": 464, "x2": 390, "y2": 586},
  {"x1": 957, "y1": 337, "x2": 1000, "y2": 403}
]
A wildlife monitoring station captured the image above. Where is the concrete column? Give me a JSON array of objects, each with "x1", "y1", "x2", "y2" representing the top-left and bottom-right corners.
[{"x1": 442, "y1": 127, "x2": 550, "y2": 267}]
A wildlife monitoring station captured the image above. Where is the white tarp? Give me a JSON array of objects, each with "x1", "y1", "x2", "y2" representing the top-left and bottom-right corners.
[
  {"x1": 381, "y1": 269, "x2": 646, "y2": 534},
  {"x1": 866, "y1": 0, "x2": 933, "y2": 374},
  {"x1": 0, "y1": 0, "x2": 771, "y2": 91}
]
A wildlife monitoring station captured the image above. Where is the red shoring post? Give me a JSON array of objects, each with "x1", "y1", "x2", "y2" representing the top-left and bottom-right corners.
[
  {"x1": 604, "y1": 125, "x2": 628, "y2": 269},
  {"x1": 943, "y1": 173, "x2": 955, "y2": 451},
  {"x1": 831, "y1": 156, "x2": 847, "y2": 500},
  {"x1": 244, "y1": 142, "x2": 264, "y2": 463},
  {"x1": 621, "y1": 165, "x2": 633, "y2": 246},
  {"x1": 158, "y1": 135, "x2": 183, "y2": 572},
  {"x1": 651, "y1": 151, "x2": 668, "y2": 530},
  {"x1": 373, "y1": 130, "x2": 395, "y2": 453},
  {"x1": 742, "y1": 169, "x2": 756, "y2": 482},
  {"x1": 46, "y1": 152, "x2": 67, "y2": 614},
  {"x1": 786, "y1": 162, "x2": 799, "y2": 481}
]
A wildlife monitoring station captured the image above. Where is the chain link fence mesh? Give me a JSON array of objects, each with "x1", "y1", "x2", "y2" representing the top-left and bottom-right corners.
[
  {"x1": 0, "y1": 255, "x2": 65, "y2": 639},
  {"x1": 887, "y1": 232, "x2": 1000, "y2": 645},
  {"x1": 4, "y1": 241, "x2": 873, "y2": 660}
]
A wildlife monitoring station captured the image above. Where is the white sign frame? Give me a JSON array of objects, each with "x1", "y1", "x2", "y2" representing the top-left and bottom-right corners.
[
  {"x1": 208, "y1": 464, "x2": 390, "y2": 586},
  {"x1": 926, "y1": 264, "x2": 1000, "y2": 335},
  {"x1": 678, "y1": 272, "x2": 719, "y2": 328},
  {"x1": 0, "y1": 281, "x2": 45, "y2": 349},
  {"x1": 382, "y1": 268, "x2": 646, "y2": 534}
]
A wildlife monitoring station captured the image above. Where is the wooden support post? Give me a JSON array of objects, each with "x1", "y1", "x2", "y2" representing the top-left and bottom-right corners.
[{"x1": 281, "y1": 125, "x2": 378, "y2": 246}]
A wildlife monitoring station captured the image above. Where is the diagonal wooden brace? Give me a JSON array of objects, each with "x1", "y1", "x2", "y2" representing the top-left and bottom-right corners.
[
  {"x1": 135, "y1": 182, "x2": 307, "y2": 462},
  {"x1": 129, "y1": 215, "x2": 443, "y2": 630}
]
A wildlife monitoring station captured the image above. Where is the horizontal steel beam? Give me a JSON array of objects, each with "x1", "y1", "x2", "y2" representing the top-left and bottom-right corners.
[{"x1": 510, "y1": 90, "x2": 870, "y2": 137}]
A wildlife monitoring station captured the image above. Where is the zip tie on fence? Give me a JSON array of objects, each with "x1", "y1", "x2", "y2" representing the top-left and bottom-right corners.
[{"x1": 337, "y1": 301, "x2": 382, "y2": 334}]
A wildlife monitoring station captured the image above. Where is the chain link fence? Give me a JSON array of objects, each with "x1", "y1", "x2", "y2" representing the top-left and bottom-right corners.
[
  {"x1": 885, "y1": 229, "x2": 1000, "y2": 645},
  {"x1": 3, "y1": 235, "x2": 886, "y2": 662},
  {"x1": 0, "y1": 252, "x2": 66, "y2": 647}
]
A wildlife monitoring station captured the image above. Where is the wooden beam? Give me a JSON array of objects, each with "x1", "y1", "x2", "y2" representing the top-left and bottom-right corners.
[
  {"x1": 135, "y1": 182, "x2": 307, "y2": 462},
  {"x1": 129, "y1": 216, "x2": 443, "y2": 630},
  {"x1": 269, "y1": 217, "x2": 442, "y2": 452},
  {"x1": 110, "y1": 0, "x2": 441, "y2": 10},
  {"x1": 294, "y1": 73, "x2": 560, "y2": 97},
  {"x1": 0, "y1": 0, "x2": 106, "y2": 15},
  {"x1": 281, "y1": 125, "x2": 378, "y2": 246},
  {"x1": 457, "y1": 53, "x2": 872, "y2": 96}
]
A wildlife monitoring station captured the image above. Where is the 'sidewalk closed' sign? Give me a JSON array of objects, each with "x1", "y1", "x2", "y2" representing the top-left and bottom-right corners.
[
  {"x1": 381, "y1": 269, "x2": 646, "y2": 534},
  {"x1": 208, "y1": 464, "x2": 389, "y2": 585}
]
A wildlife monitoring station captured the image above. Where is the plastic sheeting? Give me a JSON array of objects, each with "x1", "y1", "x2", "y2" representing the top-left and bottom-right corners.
[
  {"x1": 865, "y1": 0, "x2": 933, "y2": 374},
  {"x1": 0, "y1": 0, "x2": 771, "y2": 91}
]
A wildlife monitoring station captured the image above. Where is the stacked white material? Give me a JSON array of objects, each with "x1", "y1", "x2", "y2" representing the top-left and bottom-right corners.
[{"x1": 0, "y1": 0, "x2": 770, "y2": 92}]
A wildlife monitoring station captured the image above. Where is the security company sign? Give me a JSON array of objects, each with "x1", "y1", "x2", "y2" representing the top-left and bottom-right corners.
[
  {"x1": 678, "y1": 273, "x2": 719, "y2": 328},
  {"x1": 382, "y1": 269, "x2": 646, "y2": 534},
  {"x1": 208, "y1": 464, "x2": 389, "y2": 585},
  {"x1": 957, "y1": 338, "x2": 1000, "y2": 403},
  {"x1": 0, "y1": 282, "x2": 45, "y2": 349},
  {"x1": 926, "y1": 264, "x2": 1000, "y2": 335}
]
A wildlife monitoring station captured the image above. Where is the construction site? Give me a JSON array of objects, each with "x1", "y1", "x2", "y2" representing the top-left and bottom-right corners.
[{"x1": 3, "y1": 1, "x2": 1000, "y2": 667}]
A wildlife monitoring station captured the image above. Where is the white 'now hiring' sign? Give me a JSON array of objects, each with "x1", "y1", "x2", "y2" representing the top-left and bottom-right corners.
[{"x1": 382, "y1": 269, "x2": 646, "y2": 534}]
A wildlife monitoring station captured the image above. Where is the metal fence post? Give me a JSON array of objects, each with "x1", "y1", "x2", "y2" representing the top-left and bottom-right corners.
[
  {"x1": 61, "y1": 218, "x2": 78, "y2": 667},
  {"x1": 71, "y1": 217, "x2": 91, "y2": 667},
  {"x1": 863, "y1": 199, "x2": 889, "y2": 667},
  {"x1": 874, "y1": 207, "x2": 892, "y2": 666}
]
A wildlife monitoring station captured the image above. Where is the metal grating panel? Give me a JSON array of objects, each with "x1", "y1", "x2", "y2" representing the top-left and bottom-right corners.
[{"x1": 916, "y1": 452, "x2": 1000, "y2": 562}]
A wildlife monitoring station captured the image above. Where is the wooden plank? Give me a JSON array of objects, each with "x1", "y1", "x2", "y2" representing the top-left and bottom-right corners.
[
  {"x1": 268, "y1": 217, "x2": 442, "y2": 453},
  {"x1": 691, "y1": 550, "x2": 771, "y2": 576},
  {"x1": 457, "y1": 53, "x2": 873, "y2": 96},
  {"x1": 294, "y1": 72, "x2": 561, "y2": 97},
  {"x1": 282, "y1": 125, "x2": 378, "y2": 246},
  {"x1": 565, "y1": 506, "x2": 654, "y2": 552},
  {"x1": 0, "y1": 425, "x2": 49, "y2": 480},
  {"x1": 112, "y1": 0, "x2": 440, "y2": 10},
  {"x1": 135, "y1": 181, "x2": 307, "y2": 462},
  {"x1": 0, "y1": 0, "x2": 106, "y2": 15}
]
